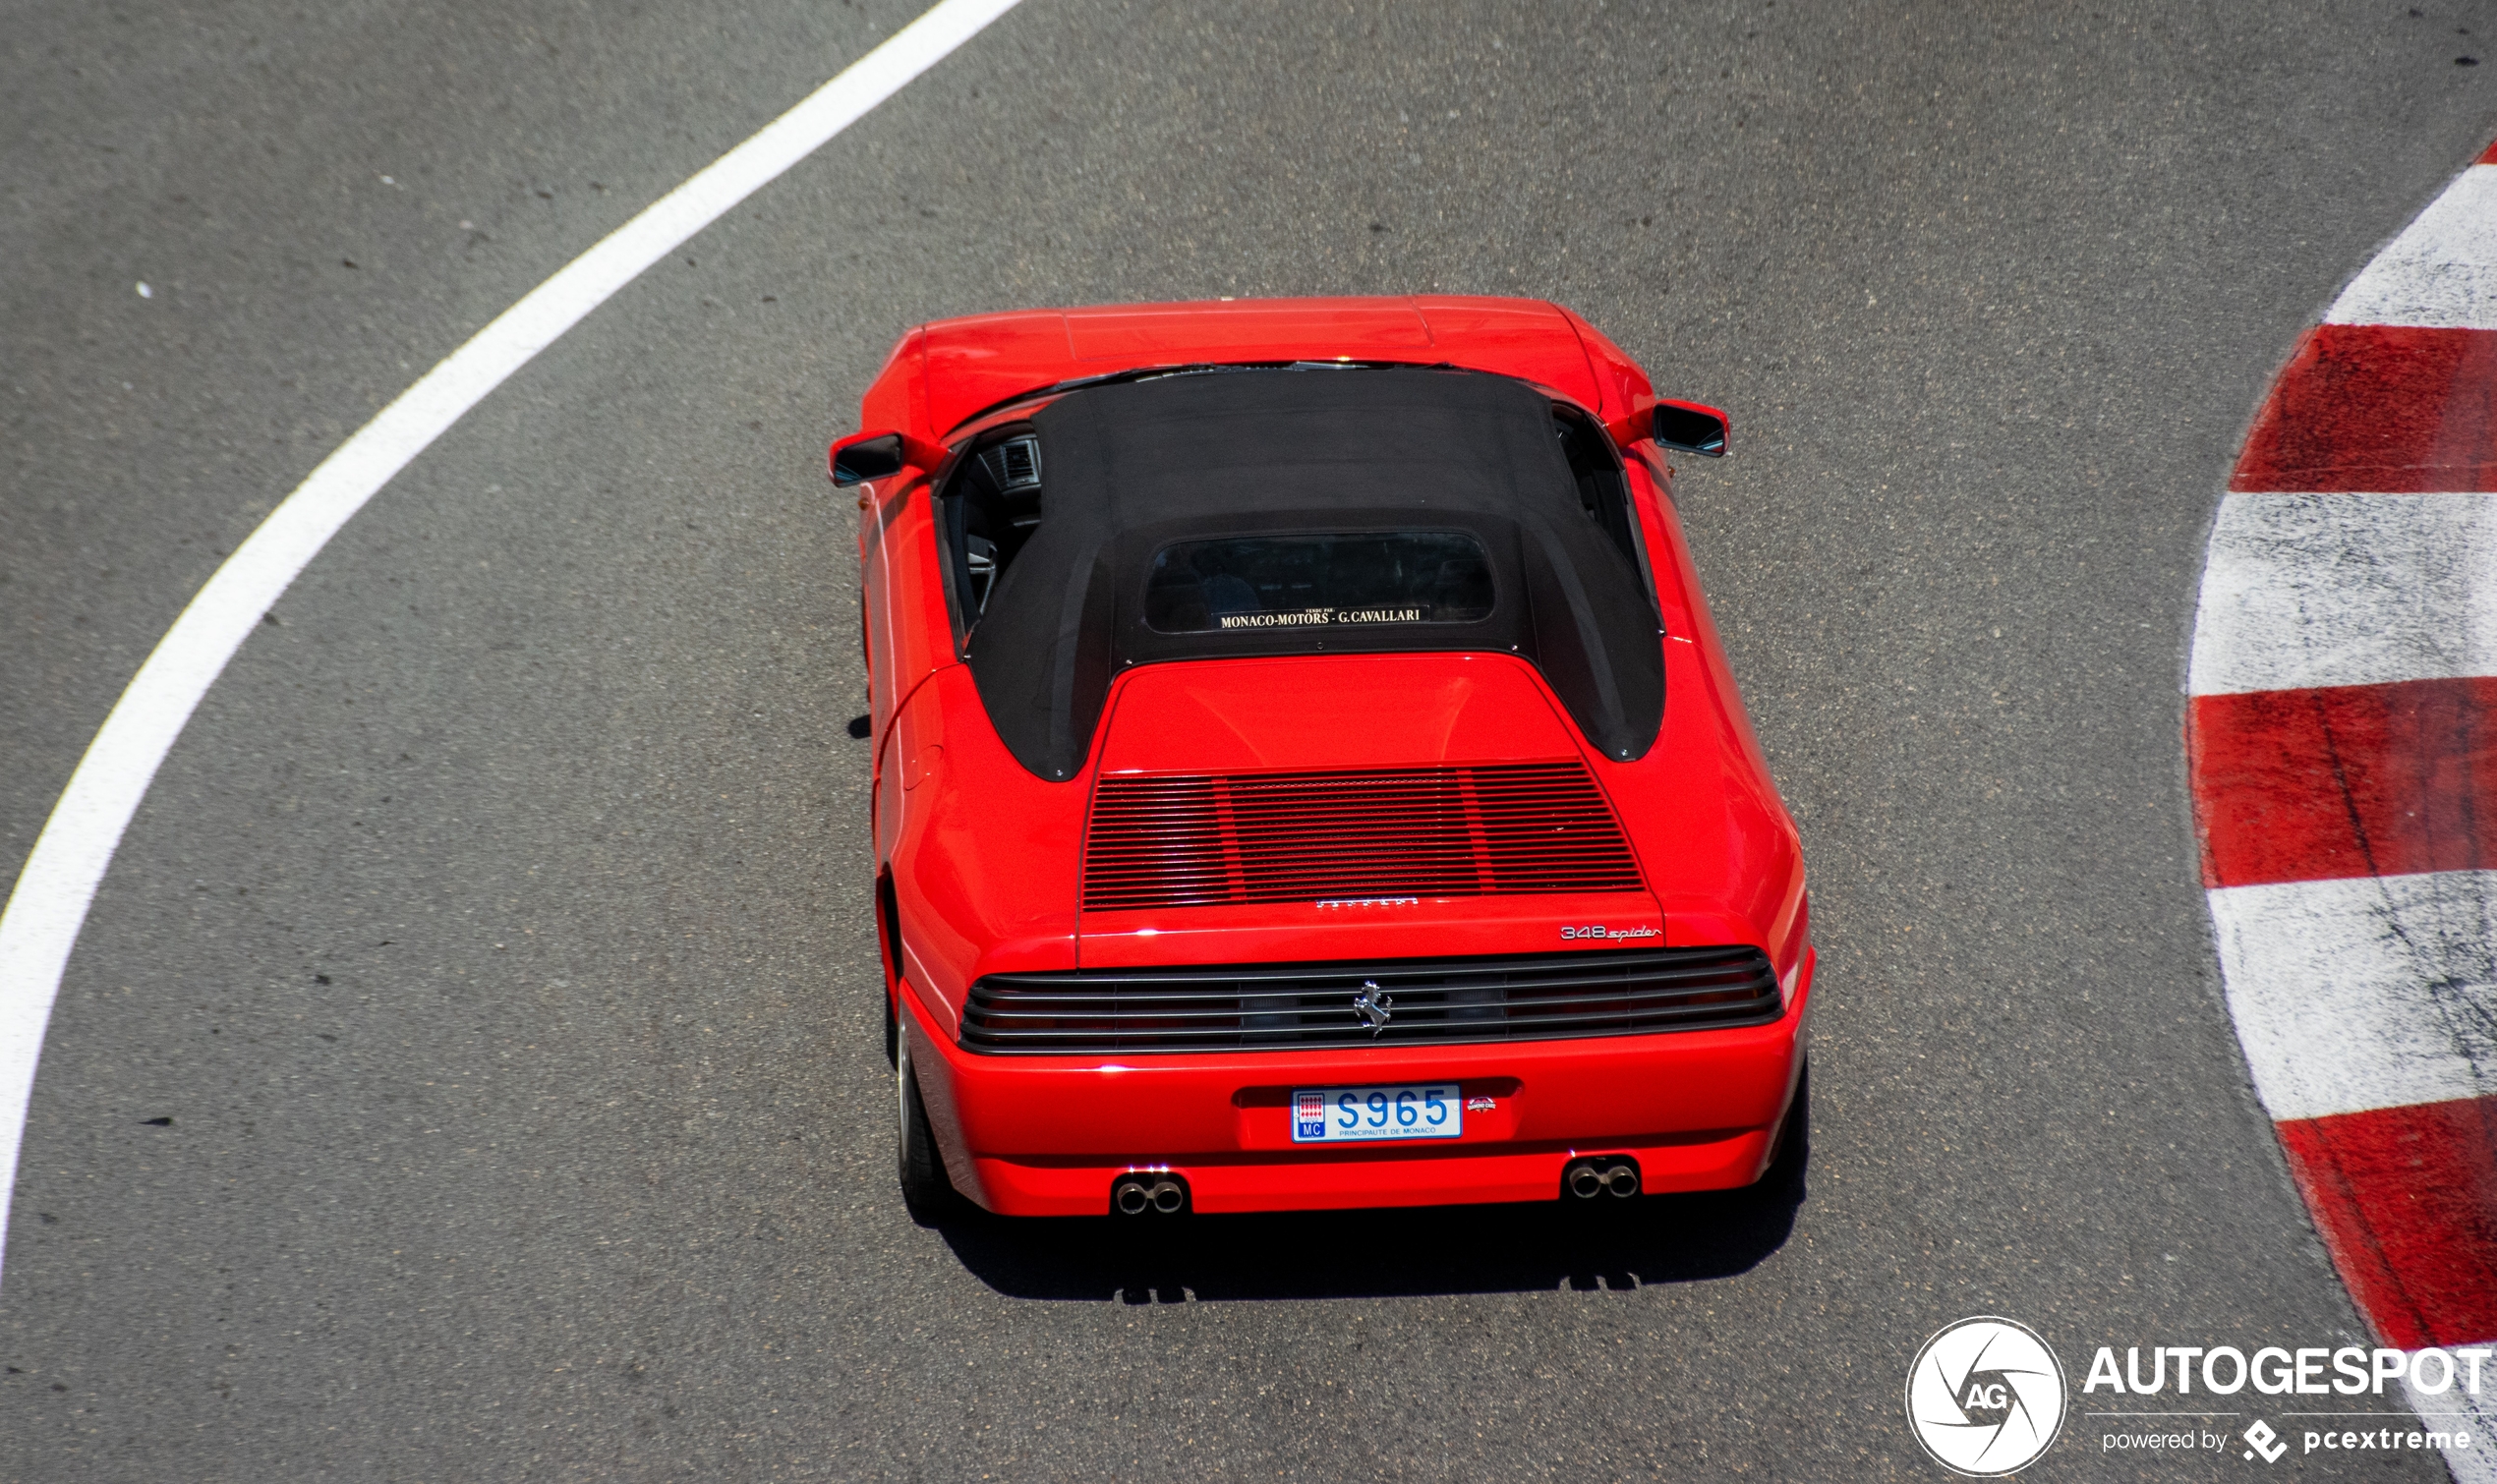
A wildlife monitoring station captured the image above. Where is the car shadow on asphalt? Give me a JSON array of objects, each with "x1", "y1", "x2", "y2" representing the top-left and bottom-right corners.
[{"x1": 933, "y1": 1134, "x2": 1808, "y2": 1303}]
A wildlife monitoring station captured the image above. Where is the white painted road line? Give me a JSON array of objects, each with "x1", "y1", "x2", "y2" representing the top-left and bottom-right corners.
[
  {"x1": 2327, "y1": 165, "x2": 2497, "y2": 330},
  {"x1": 2208, "y1": 869, "x2": 2497, "y2": 1122},
  {"x1": 2186, "y1": 489, "x2": 2497, "y2": 696},
  {"x1": 0, "y1": 0, "x2": 1022, "y2": 1287}
]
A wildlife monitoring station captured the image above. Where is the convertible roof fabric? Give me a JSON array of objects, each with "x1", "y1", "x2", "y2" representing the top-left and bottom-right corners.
[{"x1": 966, "y1": 368, "x2": 1665, "y2": 779}]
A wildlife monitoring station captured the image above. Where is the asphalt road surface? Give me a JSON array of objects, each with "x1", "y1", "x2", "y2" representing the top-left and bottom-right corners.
[{"x1": 6, "y1": 1, "x2": 2495, "y2": 1478}]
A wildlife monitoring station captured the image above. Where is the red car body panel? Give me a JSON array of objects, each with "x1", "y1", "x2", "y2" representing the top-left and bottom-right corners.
[
  {"x1": 1079, "y1": 654, "x2": 1666, "y2": 968},
  {"x1": 845, "y1": 296, "x2": 1810, "y2": 1217},
  {"x1": 903, "y1": 972, "x2": 1813, "y2": 1216},
  {"x1": 912, "y1": 296, "x2": 1609, "y2": 436}
]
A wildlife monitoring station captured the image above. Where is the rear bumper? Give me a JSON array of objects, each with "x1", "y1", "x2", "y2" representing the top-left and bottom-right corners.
[{"x1": 903, "y1": 947, "x2": 1814, "y2": 1217}]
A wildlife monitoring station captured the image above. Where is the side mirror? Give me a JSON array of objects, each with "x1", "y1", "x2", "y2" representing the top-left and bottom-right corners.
[
  {"x1": 831, "y1": 430, "x2": 907, "y2": 486},
  {"x1": 1653, "y1": 400, "x2": 1730, "y2": 458}
]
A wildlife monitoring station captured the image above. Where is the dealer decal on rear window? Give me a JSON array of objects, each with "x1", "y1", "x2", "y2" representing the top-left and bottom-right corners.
[
  {"x1": 1213, "y1": 604, "x2": 1424, "y2": 629},
  {"x1": 1145, "y1": 531, "x2": 1494, "y2": 634}
]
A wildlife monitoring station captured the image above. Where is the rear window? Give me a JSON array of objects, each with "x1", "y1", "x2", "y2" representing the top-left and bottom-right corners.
[{"x1": 1143, "y1": 531, "x2": 1496, "y2": 634}]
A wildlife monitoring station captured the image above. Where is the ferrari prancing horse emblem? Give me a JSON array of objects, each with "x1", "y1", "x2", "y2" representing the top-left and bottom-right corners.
[{"x1": 1352, "y1": 982, "x2": 1394, "y2": 1034}]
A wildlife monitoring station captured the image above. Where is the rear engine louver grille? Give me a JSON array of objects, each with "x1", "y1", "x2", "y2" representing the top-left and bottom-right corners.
[
  {"x1": 960, "y1": 945, "x2": 1780, "y2": 1055},
  {"x1": 1081, "y1": 762, "x2": 1645, "y2": 912}
]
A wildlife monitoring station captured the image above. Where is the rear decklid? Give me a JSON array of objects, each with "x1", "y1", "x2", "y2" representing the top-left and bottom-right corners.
[{"x1": 1076, "y1": 654, "x2": 1664, "y2": 968}]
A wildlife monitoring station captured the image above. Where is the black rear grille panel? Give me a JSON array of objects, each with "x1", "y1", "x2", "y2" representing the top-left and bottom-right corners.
[{"x1": 959, "y1": 945, "x2": 1780, "y2": 1056}]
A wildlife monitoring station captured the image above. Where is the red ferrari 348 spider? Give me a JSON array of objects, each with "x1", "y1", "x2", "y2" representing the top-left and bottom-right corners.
[{"x1": 832, "y1": 296, "x2": 1812, "y2": 1221}]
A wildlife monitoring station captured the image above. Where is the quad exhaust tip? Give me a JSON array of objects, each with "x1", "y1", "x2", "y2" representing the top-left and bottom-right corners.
[
  {"x1": 1112, "y1": 1171, "x2": 1190, "y2": 1216},
  {"x1": 1564, "y1": 1156, "x2": 1641, "y2": 1200}
]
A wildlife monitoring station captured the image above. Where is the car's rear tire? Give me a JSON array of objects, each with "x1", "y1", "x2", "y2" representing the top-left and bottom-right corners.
[
  {"x1": 875, "y1": 873, "x2": 903, "y2": 1068},
  {"x1": 896, "y1": 1037, "x2": 958, "y2": 1225},
  {"x1": 1757, "y1": 1059, "x2": 1810, "y2": 1189}
]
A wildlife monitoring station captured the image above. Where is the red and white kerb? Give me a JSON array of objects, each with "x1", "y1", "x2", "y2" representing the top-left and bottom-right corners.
[{"x1": 2188, "y1": 140, "x2": 2497, "y2": 1481}]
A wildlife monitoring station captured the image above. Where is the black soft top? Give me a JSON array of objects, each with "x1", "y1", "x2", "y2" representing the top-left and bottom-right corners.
[{"x1": 966, "y1": 368, "x2": 1666, "y2": 779}]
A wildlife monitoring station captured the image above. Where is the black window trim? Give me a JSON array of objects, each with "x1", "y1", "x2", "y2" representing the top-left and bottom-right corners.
[{"x1": 1551, "y1": 401, "x2": 1666, "y2": 633}]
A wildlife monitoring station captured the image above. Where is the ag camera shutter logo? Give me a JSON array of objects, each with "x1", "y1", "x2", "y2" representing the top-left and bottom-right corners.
[{"x1": 1906, "y1": 1317, "x2": 2069, "y2": 1475}]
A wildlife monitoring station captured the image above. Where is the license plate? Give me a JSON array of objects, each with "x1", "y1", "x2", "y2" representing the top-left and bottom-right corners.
[{"x1": 1291, "y1": 1083, "x2": 1463, "y2": 1143}]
